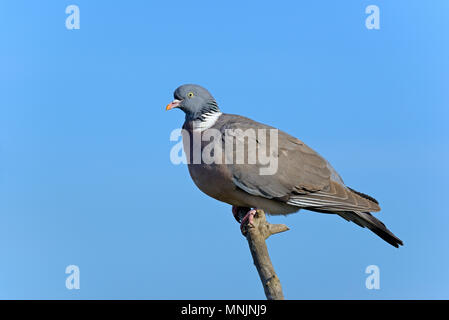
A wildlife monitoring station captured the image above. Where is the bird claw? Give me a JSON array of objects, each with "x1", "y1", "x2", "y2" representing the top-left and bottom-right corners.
[{"x1": 240, "y1": 209, "x2": 257, "y2": 234}]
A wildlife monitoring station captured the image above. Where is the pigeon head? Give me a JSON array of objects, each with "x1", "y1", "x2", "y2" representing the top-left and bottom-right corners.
[{"x1": 166, "y1": 84, "x2": 220, "y2": 120}]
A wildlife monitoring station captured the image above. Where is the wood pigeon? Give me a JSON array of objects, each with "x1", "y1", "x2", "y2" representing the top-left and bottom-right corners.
[{"x1": 166, "y1": 84, "x2": 403, "y2": 247}]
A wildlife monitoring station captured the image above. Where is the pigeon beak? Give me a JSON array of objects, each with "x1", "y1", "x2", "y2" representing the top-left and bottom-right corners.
[{"x1": 166, "y1": 99, "x2": 182, "y2": 111}]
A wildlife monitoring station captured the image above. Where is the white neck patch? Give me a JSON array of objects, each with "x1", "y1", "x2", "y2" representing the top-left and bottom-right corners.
[{"x1": 192, "y1": 112, "x2": 222, "y2": 131}]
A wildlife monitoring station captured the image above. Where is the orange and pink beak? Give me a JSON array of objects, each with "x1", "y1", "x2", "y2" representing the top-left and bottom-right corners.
[{"x1": 166, "y1": 99, "x2": 182, "y2": 111}]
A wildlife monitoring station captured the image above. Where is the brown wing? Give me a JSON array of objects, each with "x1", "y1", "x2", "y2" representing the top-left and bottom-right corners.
[{"x1": 218, "y1": 114, "x2": 380, "y2": 212}]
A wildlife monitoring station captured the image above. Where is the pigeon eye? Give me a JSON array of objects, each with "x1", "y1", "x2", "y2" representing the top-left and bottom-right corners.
[{"x1": 187, "y1": 92, "x2": 194, "y2": 98}]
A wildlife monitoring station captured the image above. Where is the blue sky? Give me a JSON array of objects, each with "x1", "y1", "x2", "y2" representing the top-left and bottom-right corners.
[{"x1": 0, "y1": 0, "x2": 448, "y2": 299}]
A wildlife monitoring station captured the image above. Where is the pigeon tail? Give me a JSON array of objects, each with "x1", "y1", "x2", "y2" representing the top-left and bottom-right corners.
[
  {"x1": 347, "y1": 187, "x2": 379, "y2": 205},
  {"x1": 337, "y1": 211, "x2": 404, "y2": 248}
]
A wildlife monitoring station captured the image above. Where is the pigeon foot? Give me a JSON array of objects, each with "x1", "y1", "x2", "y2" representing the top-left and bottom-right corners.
[
  {"x1": 240, "y1": 209, "x2": 257, "y2": 234},
  {"x1": 231, "y1": 206, "x2": 258, "y2": 234}
]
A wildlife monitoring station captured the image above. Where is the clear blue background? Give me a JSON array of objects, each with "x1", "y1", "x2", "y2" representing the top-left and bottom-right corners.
[{"x1": 0, "y1": 0, "x2": 448, "y2": 299}]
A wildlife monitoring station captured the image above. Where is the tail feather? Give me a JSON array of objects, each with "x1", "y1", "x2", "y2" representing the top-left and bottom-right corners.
[
  {"x1": 347, "y1": 187, "x2": 379, "y2": 205},
  {"x1": 337, "y1": 211, "x2": 403, "y2": 248}
]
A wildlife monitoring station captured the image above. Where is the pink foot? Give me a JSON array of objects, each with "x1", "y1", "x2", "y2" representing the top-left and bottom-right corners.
[{"x1": 240, "y1": 209, "x2": 257, "y2": 233}]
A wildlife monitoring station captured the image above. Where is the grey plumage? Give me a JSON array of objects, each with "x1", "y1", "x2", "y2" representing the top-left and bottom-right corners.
[{"x1": 167, "y1": 84, "x2": 403, "y2": 248}]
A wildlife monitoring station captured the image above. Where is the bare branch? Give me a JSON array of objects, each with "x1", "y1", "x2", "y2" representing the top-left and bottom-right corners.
[{"x1": 238, "y1": 208, "x2": 289, "y2": 300}]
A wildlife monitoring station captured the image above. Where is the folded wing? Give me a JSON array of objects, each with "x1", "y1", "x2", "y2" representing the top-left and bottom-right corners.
[{"x1": 219, "y1": 115, "x2": 380, "y2": 212}]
